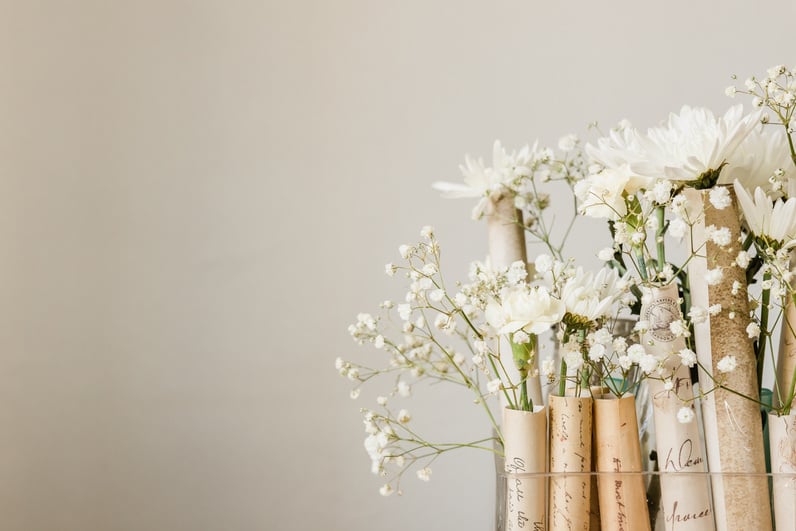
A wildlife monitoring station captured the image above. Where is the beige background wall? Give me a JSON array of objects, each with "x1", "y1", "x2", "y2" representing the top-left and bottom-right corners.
[{"x1": 1, "y1": 1, "x2": 793, "y2": 530}]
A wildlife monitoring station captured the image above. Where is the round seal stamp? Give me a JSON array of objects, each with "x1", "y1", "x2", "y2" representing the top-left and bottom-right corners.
[{"x1": 643, "y1": 296, "x2": 679, "y2": 343}]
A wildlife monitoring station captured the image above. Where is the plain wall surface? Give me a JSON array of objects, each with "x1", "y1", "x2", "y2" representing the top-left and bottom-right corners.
[{"x1": 1, "y1": 1, "x2": 794, "y2": 530}]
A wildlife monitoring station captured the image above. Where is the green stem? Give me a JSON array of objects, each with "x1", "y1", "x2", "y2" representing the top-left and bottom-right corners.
[
  {"x1": 520, "y1": 377, "x2": 530, "y2": 411},
  {"x1": 757, "y1": 271, "x2": 771, "y2": 391},
  {"x1": 655, "y1": 206, "x2": 666, "y2": 274},
  {"x1": 635, "y1": 247, "x2": 649, "y2": 282},
  {"x1": 510, "y1": 336, "x2": 535, "y2": 411}
]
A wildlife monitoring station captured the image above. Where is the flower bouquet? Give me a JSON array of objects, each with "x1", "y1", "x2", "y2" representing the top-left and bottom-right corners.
[{"x1": 337, "y1": 64, "x2": 796, "y2": 531}]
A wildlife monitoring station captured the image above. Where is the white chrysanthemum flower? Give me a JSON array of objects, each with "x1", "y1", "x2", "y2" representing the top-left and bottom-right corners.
[
  {"x1": 485, "y1": 285, "x2": 566, "y2": 335},
  {"x1": 574, "y1": 165, "x2": 648, "y2": 220},
  {"x1": 717, "y1": 355, "x2": 738, "y2": 373},
  {"x1": 432, "y1": 140, "x2": 540, "y2": 219},
  {"x1": 586, "y1": 121, "x2": 648, "y2": 170},
  {"x1": 677, "y1": 406, "x2": 695, "y2": 424},
  {"x1": 560, "y1": 267, "x2": 628, "y2": 321},
  {"x1": 724, "y1": 126, "x2": 791, "y2": 191},
  {"x1": 734, "y1": 180, "x2": 796, "y2": 249},
  {"x1": 631, "y1": 105, "x2": 759, "y2": 183}
]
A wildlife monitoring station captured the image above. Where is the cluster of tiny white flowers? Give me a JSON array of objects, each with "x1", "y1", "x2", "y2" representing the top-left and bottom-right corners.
[
  {"x1": 583, "y1": 326, "x2": 658, "y2": 378},
  {"x1": 729, "y1": 66, "x2": 796, "y2": 125},
  {"x1": 717, "y1": 355, "x2": 738, "y2": 373},
  {"x1": 705, "y1": 225, "x2": 732, "y2": 247},
  {"x1": 704, "y1": 267, "x2": 724, "y2": 286},
  {"x1": 709, "y1": 187, "x2": 733, "y2": 210},
  {"x1": 677, "y1": 406, "x2": 696, "y2": 424}
]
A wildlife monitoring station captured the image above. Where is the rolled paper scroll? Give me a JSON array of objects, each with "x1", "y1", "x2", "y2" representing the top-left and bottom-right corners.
[
  {"x1": 684, "y1": 187, "x2": 772, "y2": 531},
  {"x1": 548, "y1": 394, "x2": 592, "y2": 531},
  {"x1": 775, "y1": 251, "x2": 796, "y2": 409},
  {"x1": 640, "y1": 284, "x2": 714, "y2": 530},
  {"x1": 769, "y1": 413, "x2": 796, "y2": 531},
  {"x1": 593, "y1": 395, "x2": 651, "y2": 531},
  {"x1": 503, "y1": 406, "x2": 546, "y2": 531},
  {"x1": 487, "y1": 195, "x2": 542, "y2": 407}
]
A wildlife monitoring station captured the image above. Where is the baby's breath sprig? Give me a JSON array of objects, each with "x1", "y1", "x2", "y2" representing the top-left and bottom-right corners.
[{"x1": 728, "y1": 65, "x2": 796, "y2": 168}]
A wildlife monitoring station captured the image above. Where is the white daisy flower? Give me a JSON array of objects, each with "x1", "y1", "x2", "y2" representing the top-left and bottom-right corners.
[{"x1": 734, "y1": 180, "x2": 796, "y2": 249}]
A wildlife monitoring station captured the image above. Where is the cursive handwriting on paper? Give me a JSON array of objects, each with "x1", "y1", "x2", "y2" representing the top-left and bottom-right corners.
[
  {"x1": 612, "y1": 457, "x2": 628, "y2": 531},
  {"x1": 665, "y1": 501, "x2": 712, "y2": 531},
  {"x1": 662, "y1": 438, "x2": 704, "y2": 472}
]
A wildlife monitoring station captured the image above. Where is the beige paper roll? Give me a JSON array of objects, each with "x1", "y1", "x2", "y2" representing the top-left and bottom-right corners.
[
  {"x1": 684, "y1": 187, "x2": 772, "y2": 531},
  {"x1": 640, "y1": 284, "x2": 715, "y2": 530},
  {"x1": 776, "y1": 251, "x2": 796, "y2": 409},
  {"x1": 549, "y1": 394, "x2": 592, "y2": 531},
  {"x1": 503, "y1": 406, "x2": 547, "y2": 531},
  {"x1": 488, "y1": 195, "x2": 542, "y2": 409},
  {"x1": 769, "y1": 413, "x2": 796, "y2": 531},
  {"x1": 593, "y1": 395, "x2": 651, "y2": 531}
]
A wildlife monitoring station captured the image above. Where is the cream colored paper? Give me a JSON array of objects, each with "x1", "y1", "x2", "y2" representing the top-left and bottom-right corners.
[
  {"x1": 593, "y1": 395, "x2": 651, "y2": 531},
  {"x1": 640, "y1": 284, "x2": 714, "y2": 530},
  {"x1": 776, "y1": 250, "x2": 796, "y2": 409},
  {"x1": 684, "y1": 187, "x2": 772, "y2": 531},
  {"x1": 769, "y1": 413, "x2": 796, "y2": 531},
  {"x1": 488, "y1": 195, "x2": 542, "y2": 408},
  {"x1": 503, "y1": 406, "x2": 547, "y2": 531},
  {"x1": 548, "y1": 394, "x2": 592, "y2": 531}
]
